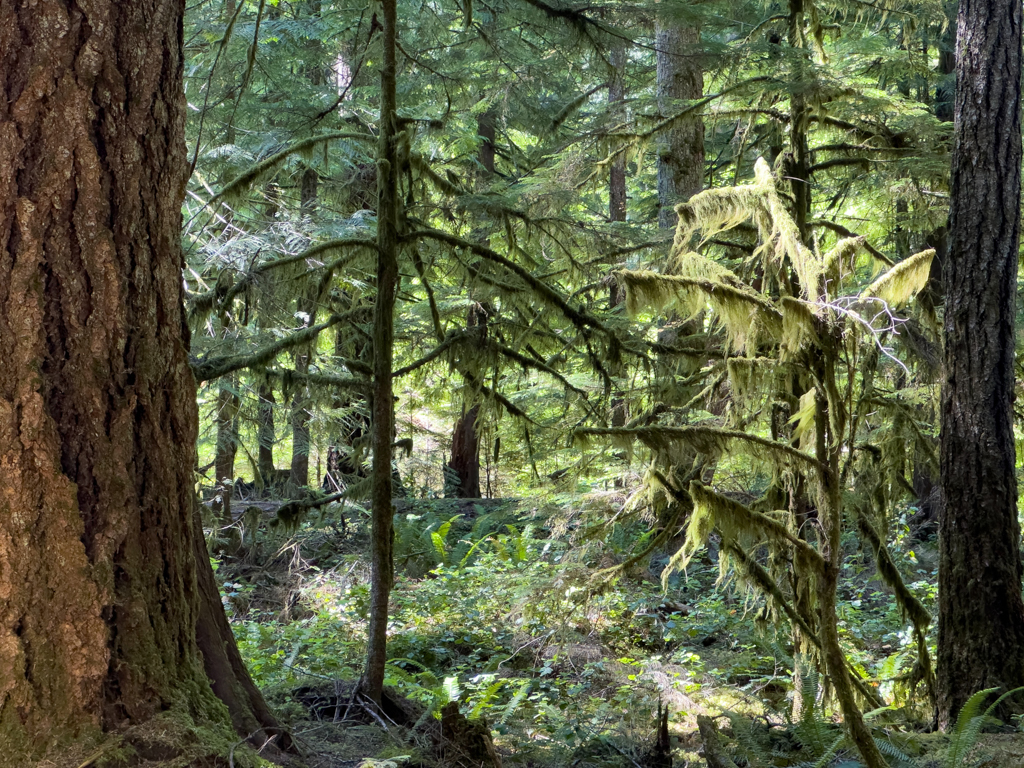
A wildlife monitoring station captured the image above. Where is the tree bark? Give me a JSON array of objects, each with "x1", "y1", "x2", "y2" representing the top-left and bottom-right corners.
[
  {"x1": 449, "y1": 405, "x2": 482, "y2": 498},
  {"x1": 938, "y1": 0, "x2": 1024, "y2": 727},
  {"x1": 656, "y1": 21, "x2": 704, "y2": 228},
  {"x1": 257, "y1": 383, "x2": 276, "y2": 481},
  {"x1": 214, "y1": 379, "x2": 239, "y2": 522},
  {"x1": 290, "y1": 348, "x2": 312, "y2": 490},
  {"x1": 0, "y1": 0, "x2": 283, "y2": 759},
  {"x1": 363, "y1": 0, "x2": 400, "y2": 706}
]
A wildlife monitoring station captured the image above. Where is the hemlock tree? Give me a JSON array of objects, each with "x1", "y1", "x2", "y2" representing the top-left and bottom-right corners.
[
  {"x1": 938, "y1": 0, "x2": 1024, "y2": 726},
  {"x1": 0, "y1": 0, "x2": 284, "y2": 761}
]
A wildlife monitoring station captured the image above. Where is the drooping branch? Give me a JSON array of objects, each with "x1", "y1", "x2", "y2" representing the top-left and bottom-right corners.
[
  {"x1": 209, "y1": 131, "x2": 376, "y2": 205},
  {"x1": 575, "y1": 425, "x2": 825, "y2": 474},
  {"x1": 406, "y1": 227, "x2": 607, "y2": 336},
  {"x1": 191, "y1": 315, "x2": 347, "y2": 382},
  {"x1": 188, "y1": 238, "x2": 378, "y2": 321}
]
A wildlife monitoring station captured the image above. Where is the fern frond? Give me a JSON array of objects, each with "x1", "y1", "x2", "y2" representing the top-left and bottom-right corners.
[{"x1": 501, "y1": 680, "x2": 532, "y2": 725}]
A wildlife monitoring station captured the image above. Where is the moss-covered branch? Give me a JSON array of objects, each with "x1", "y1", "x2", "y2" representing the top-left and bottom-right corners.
[
  {"x1": 575, "y1": 425, "x2": 824, "y2": 474},
  {"x1": 406, "y1": 227, "x2": 607, "y2": 336}
]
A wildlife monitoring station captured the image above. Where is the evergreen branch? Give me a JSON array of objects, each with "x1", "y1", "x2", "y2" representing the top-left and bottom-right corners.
[
  {"x1": 552, "y1": 81, "x2": 610, "y2": 130},
  {"x1": 855, "y1": 506, "x2": 932, "y2": 633},
  {"x1": 410, "y1": 154, "x2": 464, "y2": 196},
  {"x1": 808, "y1": 157, "x2": 874, "y2": 174},
  {"x1": 575, "y1": 425, "x2": 824, "y2": 473},
  {"x1": 393, "y1": 330, "x2": 471, "y2": 378},
  {"x1": 489, "y1": 340, "x2": 592, "y2": 404},
  {"x1": 187, "y1": 238, "x2": 377, "y2": 319},
  {"x1": 518, "y1": 0, "x2": 606, "y2": 31},
  {"x1": 189, "y1": 0, "x2": 245, "y2": 174},
  {"x1": 263, "y1": 368, "x2": 369, "y2": 393},
  {"x1": 725, "y1": 542, "x2": 822, "y2": 645},
  {"x1": 191, "y1": 315, "x2": 346, "y2": 381},
  {"x1": 477, "y1": 380, "x2": 538, "y2": 424},
  {"x1": 579, "y1": 77, "x2": 775, "y2": 188},
  {"x1": 406, "y1": 228, "x2": 606, "y2": 335},
  {"x1": 208, "y1": 132, "x2": 375, "y2": 205},
  {"x1": 689, "y1": 482, "x2": 826, "y2": 570}
]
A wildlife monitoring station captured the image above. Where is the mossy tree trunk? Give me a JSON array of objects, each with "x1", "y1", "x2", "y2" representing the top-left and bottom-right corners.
[
  {"x1": 0, "y1": 0, "x2": 284, "y2": 759},
  {"x1": 938, "y1": 0, "x2": 1024, "y2": 726},
  {"x1": 362, "y1": 0, "x2": 400, "y2": 707}
]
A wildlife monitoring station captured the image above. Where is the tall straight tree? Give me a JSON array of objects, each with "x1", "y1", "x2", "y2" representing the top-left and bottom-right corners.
[
  {"x1": 0, "y1": 0, "x2": 284, "y2": 760},
  {"x1": 938, "y1": 0, "x2": 1024, "y2": 726},
  {"x1": 363, "y1": 0, "x2": 401, "y2": 706}
]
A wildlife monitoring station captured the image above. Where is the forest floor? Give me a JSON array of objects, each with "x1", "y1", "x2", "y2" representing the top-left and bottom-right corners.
[{"x1": 206, "y1": 493, "x2": 1024, "y2": 768}]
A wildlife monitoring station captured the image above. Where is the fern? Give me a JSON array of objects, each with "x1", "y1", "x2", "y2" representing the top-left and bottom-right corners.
[
  {"x1": 469, "y1": 678, "x2": 509, "y2": 719},
  {"x1": 945, "y1": 686, "x2": 1024, "y2": 768},
  {"x1": 500, "y1": 680, "x2": 532, "y2": 725}
]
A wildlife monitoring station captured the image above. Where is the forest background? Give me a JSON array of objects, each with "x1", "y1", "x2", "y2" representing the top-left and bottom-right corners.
[{"x1": 183, "y1": 0, "x2": 1012, "y2": 764}]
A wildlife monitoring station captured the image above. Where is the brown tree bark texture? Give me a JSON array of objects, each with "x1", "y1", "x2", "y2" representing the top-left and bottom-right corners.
[
  {"x1": 938, "y1": 0, "x2": 1024, "y2": 727},
  {"x1": 363, "y1": 0, "x2": 400, "y2": 705},
  {"x1": 0, "y1": 0, "x2": 282, "y2": 759},
  {"x1": 656, "y1": 23, "x2": 704, "y2": 229},
  {"x1": 257, "y1": 384, "x2": 277, "y2": 480},
  {"x1": 450, "y1": 405, "x2": 482, "y2": 498}
]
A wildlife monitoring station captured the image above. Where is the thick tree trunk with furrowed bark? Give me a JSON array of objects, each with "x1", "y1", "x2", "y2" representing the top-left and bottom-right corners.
[
  {"x1": 938, "y1": 0, "x2": 1024, "y2": 727},
  {"x1": 0, "y1": 0, "x2": 285, "y2": 761}
]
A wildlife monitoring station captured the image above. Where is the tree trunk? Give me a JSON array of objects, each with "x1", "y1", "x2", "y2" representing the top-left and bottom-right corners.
[
  {"x1": 0, "y1": 0, "x2": 283, "y2": 759},
  {"x1": 257, "y1": 383, "x2": 276, "y2": 481},
  {"x1": 290, "y1": 349, "x2": 312, "y2": 490},
  {"x1": 656, "y1": 21, "x2": 704, "y2": 228},
  {"x1": 363, "y1": 0, "x2": 400, "y2": 706},
  {"x1": 447, "y1": 110, "x2": 496, "y2": 498},
  {"x1": 449, "y1": 405, "x2": 482, "y2": 498},
  {"x1": 608, "y1": 43, "x2": 629, "y2": 478},
  {"x1": 214, "y1": 379, "x2": 239, "y2": 523},
  {"x1": 938, "y1": 0, "x2": 1024, "y2": 726},
  {"x1": 609, "y1": 44, "x2": 627, "y2": 229}
]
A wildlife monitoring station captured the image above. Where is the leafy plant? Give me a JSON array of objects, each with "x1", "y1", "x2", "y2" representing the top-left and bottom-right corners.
[{"x1": 944, "y1": 686, "x2": 1024, "y2": 768}]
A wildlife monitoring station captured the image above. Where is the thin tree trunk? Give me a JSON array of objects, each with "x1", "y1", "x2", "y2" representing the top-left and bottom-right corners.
[
  {"x1": 257, "y1": 383, "x2": 276, "y2": 481},
  {"x1": 938, "y1": 0, "x2": 1024, "y2": 726},
  {"x1": 290, "y1": 348, "x2": 312, "y2": 490},
  {"x1": 608, "y1": 43, "x2": 629, "y2": 476},
  {"x1": 448, "y1": 110, "x2": 497, "y2": 498},
  {"x1": 815, "y1": 382, "x2": 886, "y2": 768},
  {"x1": 362, "y1": 0, "x2": 400, "y2": 706},
  {"x1": 787, "y1": 0, "x2": 811, "y2": 242},
  {"x1": 214, "y1": 379, "x2": 239, "y2": 522},
  {"x1": 0, "y1": 0, "x2": 284, "y2": 759}
]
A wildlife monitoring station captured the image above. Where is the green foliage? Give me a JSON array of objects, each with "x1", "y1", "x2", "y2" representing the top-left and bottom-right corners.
[{"x1": 945, "y1": 687, "x2": 1024, "y2": 768}]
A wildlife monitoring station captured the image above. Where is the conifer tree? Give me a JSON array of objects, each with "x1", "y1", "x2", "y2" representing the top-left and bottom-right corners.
[{"x1": 938, "y1": 0, "x2": 1024, "y2": 725}]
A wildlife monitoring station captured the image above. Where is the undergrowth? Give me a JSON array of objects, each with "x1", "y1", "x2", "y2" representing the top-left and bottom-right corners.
[{"x1": 213, "y1": 496, "x2": 1018, "y2": 768}]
